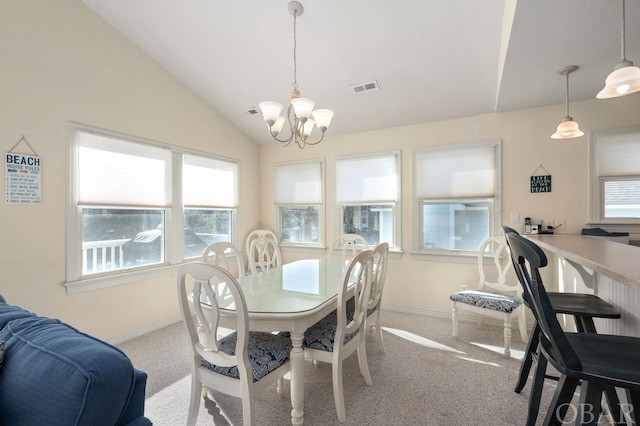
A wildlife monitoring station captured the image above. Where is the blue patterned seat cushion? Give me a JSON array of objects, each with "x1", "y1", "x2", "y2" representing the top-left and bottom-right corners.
[
  {"x1": 450, "y1": 290, "x2": 523, "y2": 313},
  {"x1": 201, "y1": 331, "x2": 291, "y2": 382},
  {"x1": 302, "y1": 315, "x2": 357, "y2": 352}
]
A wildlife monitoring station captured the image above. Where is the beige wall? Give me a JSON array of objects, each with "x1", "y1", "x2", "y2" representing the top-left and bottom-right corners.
[
  {"x1": 259, "y1": 95, "x2": 640, "y2": 315},
  {"x1": 0, "y1": 0, "x2": 260, "y2": 340},
  {"x1": 2, "y1": 0, "x2": 640, "y2": 341}
]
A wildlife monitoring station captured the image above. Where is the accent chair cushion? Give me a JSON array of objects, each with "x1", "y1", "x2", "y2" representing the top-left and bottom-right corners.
[
  {"x1": 201, "y1": 331, "x2": 291, "y2": 382},
  {"x1": 0, "y1": 341, "x2": 4, "y2": 370},
  {"x1": 450, "y1": 290, "x2": 523, "y2": 313}
]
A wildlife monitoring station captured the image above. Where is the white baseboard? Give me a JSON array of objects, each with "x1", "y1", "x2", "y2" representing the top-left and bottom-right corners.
[{"x1": 108, "y1": 314, "x2": 182, "y2": 345}]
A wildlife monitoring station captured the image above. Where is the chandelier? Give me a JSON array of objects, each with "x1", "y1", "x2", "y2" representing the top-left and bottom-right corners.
[{"x1": 259, "y1": 1, "x2": 334, "y2": 149}]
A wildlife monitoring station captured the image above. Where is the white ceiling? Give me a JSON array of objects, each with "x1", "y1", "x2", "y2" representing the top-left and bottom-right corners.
[{"x1": 81, "y1": 0, "x2": 640, "y2": 145}]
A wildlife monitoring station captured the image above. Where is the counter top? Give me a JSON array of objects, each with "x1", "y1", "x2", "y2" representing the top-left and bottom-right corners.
[{"x1": 526, "y1": 234, "x2": 640, "y2": 289}]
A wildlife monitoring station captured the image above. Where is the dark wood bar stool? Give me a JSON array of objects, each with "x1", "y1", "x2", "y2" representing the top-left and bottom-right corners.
[
  {"x1": 500, "y1": 226, "x2": 621, "y2": 425},
  {"x1": 507, "y1": 233, "x2": 640, "y2": 426}
]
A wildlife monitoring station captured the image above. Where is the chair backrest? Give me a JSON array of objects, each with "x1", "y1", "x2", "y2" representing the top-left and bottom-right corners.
[
  {"x1": 505, "y1": 233, "x2": 582, "y2": 371},
  {"x1": 368, "y1": 242, "x2": 389, "y2": 311},
  {"x1": 248, "y1": 236, "x2": 282, "y2": 274},
  {"x1": 202, "y1": 241, "x2": 246, "y2": 279},
  {"x1": 245, "y1": 229, "x2": 278, "y2": 262},
  {"x1": 335, "y1": 249, "x2": 375, "y2": 346},
  {"x1": 331, "y1": 233, "x2": 369, "y2": 261},
  {"x1": 176, "y1": 262, "x2": 252, "y2": 383},
  {"x1": 477, "y1": 236, "x2": 520, "y2": 296}
]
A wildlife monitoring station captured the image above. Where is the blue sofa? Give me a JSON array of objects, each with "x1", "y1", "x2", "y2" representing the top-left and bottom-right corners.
[{"x1": 0, "y1": 295, "x2": 151, "y2": 425}]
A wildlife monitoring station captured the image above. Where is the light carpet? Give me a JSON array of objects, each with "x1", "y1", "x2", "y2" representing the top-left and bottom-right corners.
[{"x1": 142, "y1": 312, "x2": 565, "y2": 425}]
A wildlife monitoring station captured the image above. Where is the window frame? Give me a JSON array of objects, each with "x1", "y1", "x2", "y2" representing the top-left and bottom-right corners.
[
  {"x1": 272, "y1": 159, "x2": 325, "y2": 250},
  {"x1": 334, "y1": 151, "x2": 401, "y2": 250},
  {"x1": 65, "y1": 123, "x2": 239, "y2": 293},
  {"x1": 412, "y1": 140, "x2": 501, "y2": 258},
  {"x1": 589, "y1": 126, "x2": 640, "y2": 229}
]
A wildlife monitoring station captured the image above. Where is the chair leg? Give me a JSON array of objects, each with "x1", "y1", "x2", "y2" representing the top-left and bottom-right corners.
[
  {"x1": 356, "y1": 342, "x2": 372, "y2": 386},
  {"x1": 578, "y1": 381, "x2": 604, "y2": 426},
  {"x1": 525, "y1": 347, "x2": 547, "y2": 426},
  {"x1": 451, "y1": 302, "x2": 458, "y2": 338},
  {"x1": 187, "y1": 375, "x2": 202, "y2": 426},
  {"x1": 241, "y1": 391, "x2": 255, "y2": 426},
  {"x1": 543, "y1": 375, "x2": 579, "y2": 425},
  {"x1": 624, "y1": 389, "x2": 640, "y2": 424},
  {"x1": 515, "y1": 322, "x2": 540, "y2": 393},
  {"x1": 518, "y1": 307, "x2": 529, "y2": 343},
  {"x1": 276, "y1": 378, "x2": 284, "y2": 394},
  {"x1": 374, "y1": 310, "x2": 387, "y2": 353},
  {"x1": 503, "y1": 316, "x2": 512, "y2": 358},
  {"x1": 603, "y1": 385, "x2": 625, "y2": 425},
  {"x1": 332, "y1": 360, "x2": 347, "y2": 423}
]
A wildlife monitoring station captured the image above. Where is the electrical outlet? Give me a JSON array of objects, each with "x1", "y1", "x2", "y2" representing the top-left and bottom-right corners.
[{"x1": 555, "y1": 219, "x2": 566, "y2": 230}]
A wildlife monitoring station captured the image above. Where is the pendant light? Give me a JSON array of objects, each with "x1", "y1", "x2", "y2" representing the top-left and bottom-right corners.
[
  {"x1": 551, "y1": 65, "x2": 584, "y2": 140},
  {"x1": 597, "y1": 0, "x2": 640, "y2": 99}
]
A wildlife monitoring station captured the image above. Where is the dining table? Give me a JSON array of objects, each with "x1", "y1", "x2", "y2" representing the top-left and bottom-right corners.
[{"x1": 218, "y1": 258, "x2": 351, "y2": 425}]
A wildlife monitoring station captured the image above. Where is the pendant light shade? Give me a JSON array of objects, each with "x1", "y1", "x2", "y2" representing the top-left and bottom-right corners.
[
  {"x1": 597, "y1": 0, "x2": 640, "y2": 99},
  {"x1": 551, "y1": 65, "x2": 584, "y2": 140}
]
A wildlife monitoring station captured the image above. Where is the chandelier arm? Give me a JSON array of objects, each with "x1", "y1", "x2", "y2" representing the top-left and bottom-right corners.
[{"x1": 298, "y1": 132, "x2": 326, "y2": 147}]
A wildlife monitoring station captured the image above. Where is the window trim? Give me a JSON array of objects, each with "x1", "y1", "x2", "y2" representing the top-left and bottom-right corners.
[
  {"x1": 412, "y1": 140, "x2": 501, "y2": 259},
  {"x1": 65, "y1": 122, "x2": 239, "y2": 293},
  {"x1": 334, "y1": 151, "x2": 401, "y2": 250},
  {"x1": 589, "y1": 126, "x2": 640, "y2": 229},
  {"x1": 272, "y1": 159, "x2": 325, "y2": 249}
]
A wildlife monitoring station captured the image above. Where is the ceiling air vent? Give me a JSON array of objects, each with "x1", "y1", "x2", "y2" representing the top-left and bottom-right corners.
[
  {"x1": 241, "y1": 107, "x2": 260, "y2": 117},
  {"x1": 350, "y1": 80, "x2": 379, "y2": 95}
]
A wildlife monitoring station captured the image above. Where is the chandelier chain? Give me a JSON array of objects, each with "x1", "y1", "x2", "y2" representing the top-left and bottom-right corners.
[{"x1": 292, "y1": 12, "x2": 298, "y2": 91}]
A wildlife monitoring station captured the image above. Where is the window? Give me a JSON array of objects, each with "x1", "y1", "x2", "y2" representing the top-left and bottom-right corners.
[
  {"x1": 590, "y1": 127, "x2": 640, "y2": 223},
  {"x1": 414, "y1": 140, "x2": 500, "y2": 253},
  {"x1": 273, "y1": 160, "x2": 324, "y2": 246},
  {"x1": 67, "y1": 124, "x2": 238, "y2": 290},
  {"x1": 335, "y1": 152, "x2": 400, "y2": 248}
]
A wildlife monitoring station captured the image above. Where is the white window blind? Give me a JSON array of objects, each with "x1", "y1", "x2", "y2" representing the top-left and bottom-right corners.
[
  {"x1": 183, "y1": 154, "x2": 238, "y2": 207},
  {"x1": 597, "y1": 131, "x2": 640, "y2": 177},
  {"x1": 335, "y1": 154, "x2": 398, "y2": 202},
  {"x1": 415, "y1": 144, "x2": 495, "y2": 199},
  {"x1": 273, "y1": 161, "x2": 322, "y2": 204},
  {"x1": 77, "y1": 131, "x2": 171, "y2": 205}
]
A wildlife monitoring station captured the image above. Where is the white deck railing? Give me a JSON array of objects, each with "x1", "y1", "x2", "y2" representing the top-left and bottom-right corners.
[{"x1": 82, "y1": 238, "x2": 129, "y2": 274}]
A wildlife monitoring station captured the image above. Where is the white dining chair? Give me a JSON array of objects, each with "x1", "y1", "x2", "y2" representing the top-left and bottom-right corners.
[
  {"x1": 202, "y1": 241, "x2": 246, "y2": 279},
  {"x1": 245, "y1": 229, "x2": 278, "y2": 268},
  {"x1": 331, "y1": 233, "x2": 368, "y2": 261},
  {"x1": 367, "y1": 242, "x2": 389, "y2": 353},
  {"x1": 177, "y1": 262, "x2": 291, "y2": 426},
  {"x1": 247, "y1": 236, "x2": 282, "y2": 275},
  {"x1": 449, "y1": 236, "x2": 528, "y2": 358},
  {"x1": 302, "y1": 249, "x2": 374, "y2": 423}
]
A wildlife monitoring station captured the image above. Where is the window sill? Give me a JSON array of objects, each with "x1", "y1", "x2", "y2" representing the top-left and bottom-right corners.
[
  {"x1": 64, "y1": 263, "x2": 181, "y2": 295},
  {"x1": 410, "y1": 250, "x2": 480, "y2": 264}
]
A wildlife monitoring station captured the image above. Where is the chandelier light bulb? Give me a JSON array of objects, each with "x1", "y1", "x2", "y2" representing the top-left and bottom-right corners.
[
  {"x1": 312, "y1": 109, "x2": 334, "y2": 131},
  {"x1": 258, "y1": 101, "x2": 283, "y2": 126},
  {"x1": 291, "y1": 97, "x2": 315, "y2": 120}
]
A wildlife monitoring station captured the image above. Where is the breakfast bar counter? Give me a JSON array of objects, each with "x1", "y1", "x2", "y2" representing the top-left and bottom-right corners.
[{"x1": 526, "y1": 234, "x2": 640, "y2": 336}]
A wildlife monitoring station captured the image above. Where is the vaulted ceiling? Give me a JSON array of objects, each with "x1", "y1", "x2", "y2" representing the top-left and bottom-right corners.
[{"x1": 82, "y1": 0, "x2": 640, "y2": 145}]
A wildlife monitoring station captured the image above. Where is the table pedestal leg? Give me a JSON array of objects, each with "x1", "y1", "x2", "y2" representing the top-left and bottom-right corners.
[{"x1": 290, "y1": 332, "x2": 304, "y2": 425}]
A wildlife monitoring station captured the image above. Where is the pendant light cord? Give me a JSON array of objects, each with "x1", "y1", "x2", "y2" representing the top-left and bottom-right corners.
[
  {"x1": 620, "y1": 0, "x2": 627, "y2": 61},
  {"x1": 565, "y1": 72, "x2": 570, "y2": 118}
]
